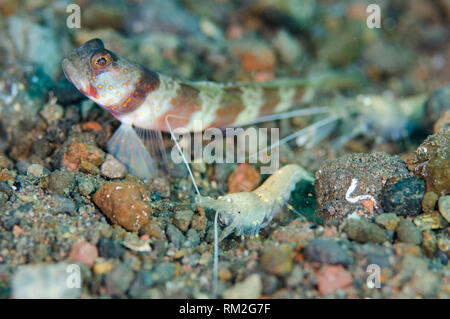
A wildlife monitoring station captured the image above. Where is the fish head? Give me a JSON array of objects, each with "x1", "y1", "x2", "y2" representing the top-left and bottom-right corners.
[{"x1": 62, "y1": 38, "x2": 159, "y2": 115}]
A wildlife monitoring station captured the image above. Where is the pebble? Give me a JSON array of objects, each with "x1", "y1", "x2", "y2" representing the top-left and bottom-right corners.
[
  {"x1": 173, "y1": 209, "x2": 194, "y2": 232},
  {"x1": 223, "y1": 273, "x2": 262, "y2": 299},
  {"x1": 316, "y1": 265, "x2": 353, "y2": 296},
  {"x1": 260, "y1": 244, "x2": 293, "y2": 276},
  {"x1": 26, "y1": 164, "x2": 45, "y2": 178},
  {"x1": 344, "y1": 219, "x2": 389, "y2": 244},
  {"x1": 375, "y1": 213, "x2": 400, "y2": 230},
  {"x1": 185, "y1": 229, "x2": 200, "y2": 247},
  {"x1": 414, "y1": 128, "x2": 449, "y2": 194},
  {"x1": 47, "y1": 195, "x2": 77, "y2": 215},
  {"x1": 11, "y1": 263, "x2": 80, "y2": 299},
  {"x1": 148, "y1": 177, "x2": 171, "y2": 198},
  {"x1": 422, "y1": 230, "x2": 437, "y2": 257},
  {"x1": 68, "y1": 241, "x2": 98, "y2": 268},
  {"x1": 438, "y1": 195, "x2": 450, "y2": 223},
  {"x1": 315, "y1": 152, "x2": 409, "y2": 222},
  {"x1": 40, "y1": 101, "x2": 64, "y2": 124},
  {"x1": 227, "y1": 163, "x2": 261, "y2": 193},
  {"x1": 381, "y1": 177, "x2": 425, "y2": 217},
  {"x1": 100, "y1": 154, "x2": 127, "y2": 179},
  {"x1": 77, "y1": 177, "x2": 96, "y2": 196},
  {"x1": 93, "y1": 182, "x2": 151, "y2": 232},
  {"x1": 304, "y1": 239, "x2": 352, "y2": 266},
  {"x1": 190, "y1": 213, "x2": 207, "y2": 231},
  {"x1": 396, "y1": 219, "x2": 422, "y2": 245},
  {"x1": 414, "y1": 212, "x2": 447, "y2": 230},
  {"x1": 97, "y1": 237, "x2": 125, "y2": 259},
  {"x1": 422, "y1": 191, "x2": 439, "y2": 214},
  {"x1": 61, "y1": 142, "x2": 105, "y2": 174},
  {"x1": 47, "y1": 170, "x2": 75, "y2": 196},
  {"x1": 140, "y1": 221, "x2": 163, "y2": 239},
  {"x1": 104, "y1": 263, "x2": 135, "y2": 295},
  {"x1": 129, "y1": 270, "x2": 155, "y2": 298},
  {"x1": 166, "y1": 224, "x2": 186, "y2": 248},
  {"x1": 151, "y1": 262, "x2": 176, "y2": 284}
]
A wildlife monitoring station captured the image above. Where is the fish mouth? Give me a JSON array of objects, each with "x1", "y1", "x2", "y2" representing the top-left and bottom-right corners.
[{"x1": 62, "y1": 57, "x2": 87, "y2": 93}]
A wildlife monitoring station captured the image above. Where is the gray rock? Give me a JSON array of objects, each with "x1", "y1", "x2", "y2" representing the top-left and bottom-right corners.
[
  {"x1": 304, "y1": 239, "x2": 352, "y2": 266},
  {"x1": 381, "y1": 177, "x2": 425, "y2": 217},
  {"x1": 47, "y1": 195, "x2": 77, "y2": 215},
  {"x1": 151, "y1": 263, "x2": 176, "y2": 284},
  {"x1": 100, "y1": 154, "x2": 127, "y2": 179},
  {"x1": 48, "y1": 170, "x2": 75, "y2": 196},
  {"x1": 11, "y1": 263, "x2": 81, "y2": 299},
  {"x1": 104, "y1": 263, "x2": 135, "y2": 295},
  {"x1": 166, "y1": 224, "x2": 185, "y2": 248},
  {"x1": 344, "y1": 219, "x2": 389, "y2": 244},
  {"x1": 223, "y1": 273, "x2": 262, "y2": 299},
  {"x1": 396, "y1": 219, "x2": 422, "y2": 245},
  {"x1": 438, "y1": 195, "x2": 450, "y2": 223},
  {"x1": 26, "y1": 164, "x2": 45, "y2": 178},
  {"x1": 173, "y1": 209, "x2": 194, "y2": 232}
]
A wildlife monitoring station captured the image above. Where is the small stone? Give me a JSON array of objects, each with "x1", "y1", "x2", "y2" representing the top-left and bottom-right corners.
[
  {"x1": 140, "y1": 221, "x2": 163, "y2": 239},
  {"x1": 47, "y1": 195, "x2": 77, "y2": 215},
  {"x1": 104, "y1": 263, "x2": 135, "y2": 295},
  {"x1": 48, "y1": 170, "x2": 75, "y2": 196},
  {"x1": 227, "y1": 163, "x2": 261, "y2": 193},
  {"x1": 100, "y1": 154, "x2": 127, "y2": 179},
  {"x1": 185, "y1": 229, "x2": 200, "y2": 247},
  {"x1": 151, "y1": 263, "x2": 176, "y2": 284},
  {"x1": 344, "y1": 219, "x2": 389, "y2": 244},
  {"x1": 82, "y1": 121, "x2": 102, "y2": 132},
  {"x1": 223, "y1": 274, "x2": 262, "y2": 299},
  {"x1": 375, "y1": 213, "x2": 401, "y2": 230},
  {"x1": 438, "y1": 195, "x2": 450, "y2": 223},
  {"x1": 129, "y1": 270, "x2": 155, "y2": 298},
  {"x1": 69, "y1": 241, "x2": 98, "y2": 268},
  {"x1": 26, "y1": 164, "x2": 45, "y2": 178},
  {"x1": 61, "y1": 142, "x2": 105, "y2": 173},
  {"x1": 97, "y1": 238, "x2": 125, "y2": 259},
  {"x1": 414, "y1": 212, "x2": 447, "y2": 230},
  {"x1": 316, "y1": 265, "x2": 353, "y2": 295},
  {"x1": 260, "y1": 244, "x2": 293, "y2": 276},
  {"x1": 11, "y1": 263, "x2": 80, "y2": 299},
  {"x1": 422, "y1": 230, "x2": 437, "y2": 257},
  {"x1": 173, "y1": 210, "x2": 194, "y2": 232},
  {"x1": 77, "y1": 177, "x2": 95, "y2": 196},
  {"x1": 381, "y1": 177, "x2": 425, "y2": 217},
  {"x1": 422, "y1": 192, "x2": 439, "y2": 214},
  {"x1": 166, "y1": 224, "x2": 185, "y2": 248},
  {"x1": 304, "y1": 239, "x2": 352, "y2": 266},
  {"x1": 190, "y1": 213, "x2": 207, "y2": 231},
  {"x1": 148, "y1": 177, "x2": 170, "y2": 198},
  {"x1": 93, "y1": 262, "x2": 114, "y2": 275},
  {"x1": 40, "y1": 100, "x2": 64, "y2": 124},
  {"x1": 396, "y1": 219, "x2": 422, "y2": 245},
  {"x1": 93, "y1": 181, "x2": 151, "y2": 232}
]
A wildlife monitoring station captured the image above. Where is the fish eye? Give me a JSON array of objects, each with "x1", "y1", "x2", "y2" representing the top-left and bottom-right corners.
[{"x1": 91, "y1": 50, "x2": 112, "y2": 69}]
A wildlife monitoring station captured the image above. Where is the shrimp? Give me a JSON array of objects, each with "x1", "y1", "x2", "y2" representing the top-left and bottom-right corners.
[
  {"x1": 198, "y1": 164, "x2": 313, "y2": 240},
  {"x1": 191, "y1": 164, "x2": 313, "y2": 297}
]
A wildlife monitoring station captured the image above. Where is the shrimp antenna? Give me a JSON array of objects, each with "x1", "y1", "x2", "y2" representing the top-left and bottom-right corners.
[
  {"x1": 164, "y1": 114, "x2": 220, "y2": 297},
  {"x1": 164, "y1": 114, "x2": 201, "y2": 198}
]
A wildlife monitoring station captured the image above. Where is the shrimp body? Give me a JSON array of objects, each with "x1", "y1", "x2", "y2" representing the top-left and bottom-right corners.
[{"x1": 199, "y1": 164, "x2": 313, "y2": 240}]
